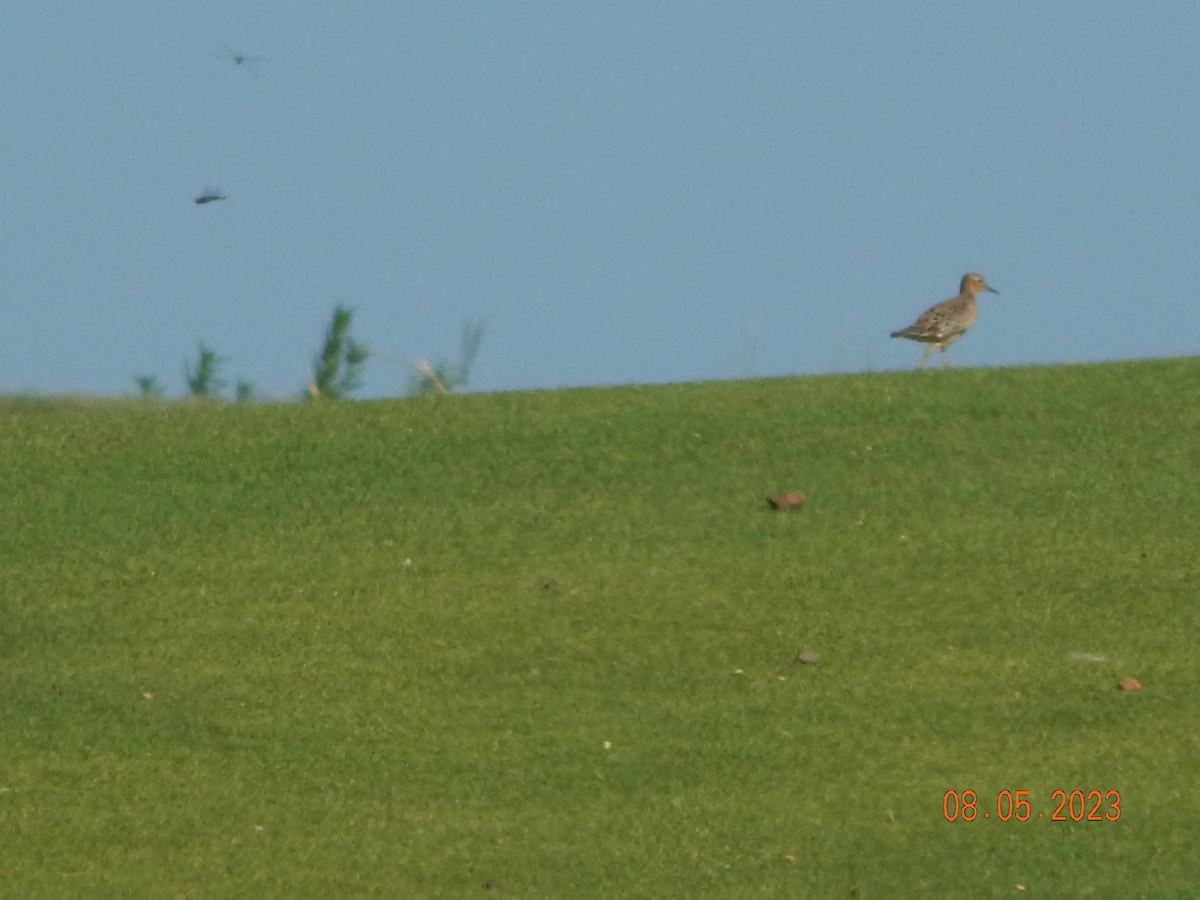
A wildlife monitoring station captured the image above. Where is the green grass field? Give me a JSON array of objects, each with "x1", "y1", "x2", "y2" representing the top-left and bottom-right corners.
[{"x1": 3, "y1": 359, "x2": 1199, "y2": 898}]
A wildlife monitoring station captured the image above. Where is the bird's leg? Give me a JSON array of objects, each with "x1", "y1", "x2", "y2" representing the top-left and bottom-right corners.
[
  {"x1": 940, "y1": 347, "x2": 950, "y2": 369},
  {"x1": 916, "y1": 344, "x2": 936, "y2": 369}
]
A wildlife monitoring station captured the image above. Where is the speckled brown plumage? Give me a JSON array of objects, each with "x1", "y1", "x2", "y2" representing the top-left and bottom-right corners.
[{"x1": 891, "y1": 273, "x2": 999, "y2": 368}]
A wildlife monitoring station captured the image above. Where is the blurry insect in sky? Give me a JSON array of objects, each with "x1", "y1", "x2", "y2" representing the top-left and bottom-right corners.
[
  {"x1": 214, "y1": 42, "x2": 265, "y2": 73},
  {"x1": 194, "y1": 187, "x2": 227, "y2": 205}
]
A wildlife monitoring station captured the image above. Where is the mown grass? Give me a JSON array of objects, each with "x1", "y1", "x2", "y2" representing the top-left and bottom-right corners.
[{"x1": 2, "y1": 358, "x2": 1199, "y2": 898}]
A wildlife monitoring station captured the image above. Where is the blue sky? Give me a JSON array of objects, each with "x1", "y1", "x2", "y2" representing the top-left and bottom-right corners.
[{"x1": 4, "y1": 3, "x2": 1198, "y2": 399}]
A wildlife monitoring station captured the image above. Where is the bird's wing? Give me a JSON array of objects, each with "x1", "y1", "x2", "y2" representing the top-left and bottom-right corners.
[{"x1": 910, "y1": 296, "x2": 970, "y2": 338}]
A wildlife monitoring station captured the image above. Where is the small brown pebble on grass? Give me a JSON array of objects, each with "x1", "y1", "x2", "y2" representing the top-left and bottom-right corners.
[
  {"x1": 767, "y1": 492, "x2": 805, "y2": 511},
  {"x1": 794, "y1": 651, "x2": 822, "y2": 665},
  {"x1": 1117, "y1": 678, "x2": 1142, "y2": 692},
  {"x1": 484, "y1": 878, "x2": 502, "y2": 889}
]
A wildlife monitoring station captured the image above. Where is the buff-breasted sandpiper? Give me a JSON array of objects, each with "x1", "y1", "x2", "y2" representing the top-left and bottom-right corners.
[{"x1": 890, "y1": 273, "x2": 999, "y2": 368}]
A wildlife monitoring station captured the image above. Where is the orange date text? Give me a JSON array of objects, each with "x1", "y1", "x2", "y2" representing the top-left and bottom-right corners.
[{"x1": 942, "y1": 789, "x2": 1121, "y2": 822}]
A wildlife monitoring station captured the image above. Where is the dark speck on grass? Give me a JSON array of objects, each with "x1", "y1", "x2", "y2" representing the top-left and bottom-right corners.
[
  {"x1": 484, "y1": 878, "x2": 502, "y2": 889},
  {"x1": 767, "y1": 491, "x2": 806, "y2": 511}
]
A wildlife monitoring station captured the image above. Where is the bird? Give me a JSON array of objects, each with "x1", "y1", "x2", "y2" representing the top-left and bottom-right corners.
[
  {"x1": 215, "y1": 43, "x2": 265, "y2": 73},
  {"x1": 890, "y1": 273, "x2": 999, "y2": 369},
  {"x1": 194, "y1": 187, "x2": 227, "y2": 205}
]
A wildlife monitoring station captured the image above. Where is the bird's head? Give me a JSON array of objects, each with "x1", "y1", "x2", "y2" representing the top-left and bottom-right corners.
[{"x1": 960, "y1": 273, "x2": 999, "y2": 296}]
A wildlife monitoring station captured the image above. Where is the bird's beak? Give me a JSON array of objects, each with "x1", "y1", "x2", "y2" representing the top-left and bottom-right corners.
[{"x1": 987, "y1": 286, "x2": 999, "y2": 294}]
